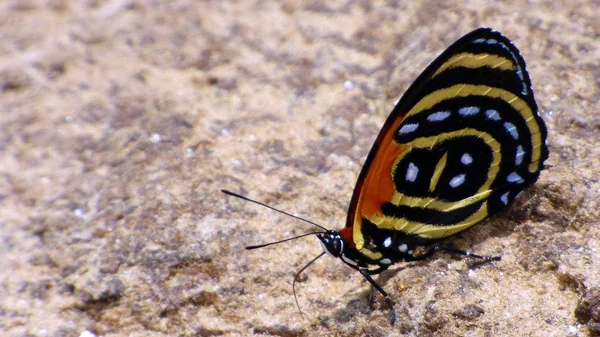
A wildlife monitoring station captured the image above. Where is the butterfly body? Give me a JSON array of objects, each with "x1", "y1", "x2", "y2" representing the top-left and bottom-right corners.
[{"x1": 318, "y1": 228, "x2": 424, "y2": 269}]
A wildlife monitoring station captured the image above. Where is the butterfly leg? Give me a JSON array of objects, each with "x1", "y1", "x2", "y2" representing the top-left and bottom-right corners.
[
  {"x1": 413, "y1": 245, "x2": 501, "y2": 262},
  {"x1": 358, "y1": 268, "x2": 396, "y2": 325}
]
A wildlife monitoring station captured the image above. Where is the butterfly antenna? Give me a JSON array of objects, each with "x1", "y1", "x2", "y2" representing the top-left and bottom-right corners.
[
  {"x1": 293, "y1": 251, "x2": 326, "y2": 318},
  {"x1": 221, "y1": 189, "x2": 328, "y2": 231},
  {"x1": 246, "y1": 231, "x2": 325, "y2": 250}
]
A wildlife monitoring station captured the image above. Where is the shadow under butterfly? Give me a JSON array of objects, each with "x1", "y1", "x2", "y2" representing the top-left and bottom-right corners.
[{"x1": 223, "y1": 27, "x2": 548, "y2": 325}]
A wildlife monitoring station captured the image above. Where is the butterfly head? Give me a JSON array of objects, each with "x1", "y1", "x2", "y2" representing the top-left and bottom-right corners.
[
  {"x1": 317, "y1": 230, "x2": 344, "y2": 258},
  {"x1": 317, "y1": 230, "x2": 367, "y2": 268}
]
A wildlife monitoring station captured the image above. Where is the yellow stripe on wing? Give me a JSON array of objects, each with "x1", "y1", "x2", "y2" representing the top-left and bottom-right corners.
[
  {"x1": 432, "y1": 52, "x2": 516, "y2": 77},
  {"x1": 403, "y1": 84, "x2": 543, "y2": 173},
  {"x1": 429, "y1": 152, "x2": 448, "y2": 192},
  {"x1": 366, "y1": 200, "x2": 490, "y2": 239}
]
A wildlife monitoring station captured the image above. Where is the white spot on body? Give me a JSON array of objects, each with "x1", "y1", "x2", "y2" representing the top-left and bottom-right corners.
[
  {"x1": 507, "y1": 172, "x2": 523, "y2": 183},
  {"x1": 461, "y1": 153, "x2": 473, "y2": 165},
  {"x1": 383, "y1": 237, "x2": 392, "y2": 248},
  {"x1": 500, "y1": 192, "x2": 510, "y2": 205},
  {"x1": 380, "y1": 258, "x2": 392, "y2": 265},
  {"x1": 398, "y1": 123, "x2": 419, "y2": 135},
  {"x1": 449, "y1": 174, "x2": 466, "y2": 188},
  {"x1": 398, "y1": 244, "x2": 408, "y2": 252},
  {"x1": 504, "y1": 122, "x2": 519, "y2": 139},
  {"x1": 515, "y1": 145, "x2": 525, "y2": 165},
  {"x1": 341, "y1": 254, "x2": 358, "y2": 266},
  {"x1": 485, "y1": 109, "x2": 501, "y2": 121},
  {"x1": 406, "y1": 162, "x2": 419, "y2": 182},
  {"x1": 427, "y1": 111, "x2": 451, "y2": 122},
  {"x1": 458, "y1": 106, "x2": 480, "y2": 116}
]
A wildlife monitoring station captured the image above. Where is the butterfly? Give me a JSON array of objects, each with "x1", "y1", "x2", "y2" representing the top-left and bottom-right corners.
[{"x1": 223, "y1": 27, "x2": 548, "y2": 324}]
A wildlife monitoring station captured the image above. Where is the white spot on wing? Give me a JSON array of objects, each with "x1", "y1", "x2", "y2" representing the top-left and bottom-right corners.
[
  {"x1": 406, "y1": 162, "x2": 419, "y2": 182},
  {"x1": 515, "y1": 69, "x2": 523, "y2": 80},
  {"x1": 485, "y1": 109, "x2": 501, "y2": 121},
  {"x1": 507, "y1": 172, "x2": 523, "y2": 183},
  {"x1": 449, "y1": 174, "x2": 466, "y2": 188},
  {"x1": 380, "y1": 258, "x2": 392, "y2": 265},
  {"x1": 504, "y1": 122, "x2": 519, "y2": 139},
  {"x1": 500, "y1": 192, "x2": 510, "y2": 205},
  {"x1": 515, "y1": 145, "x2": 525, "y2": 165},
  {"x1": 398, "y1": 123, "x2": 419, "y2": 135},
  {"x1": 427, "y1": 111, "x2": 451, "y2": 122},
  {"x1": 461, "y1": 153, "x2": 473, "y2": 165},
  {"x1": 458, "y1": 106, "x2": 480, "y2": 116},
  {"x1": 383, "y1": 237, "x2": 392, "y2": 248},
  {"x1": 398, "y1": 244, "x2": 408, "y2": 252}
]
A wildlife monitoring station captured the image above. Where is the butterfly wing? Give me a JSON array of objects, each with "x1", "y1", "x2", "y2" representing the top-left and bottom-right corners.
[{"x1": 343, "y1": 28, "x2": 548, "y2": 258}]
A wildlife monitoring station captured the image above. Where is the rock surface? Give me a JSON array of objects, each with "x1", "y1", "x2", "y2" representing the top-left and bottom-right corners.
[{"x1": 1, "y1": 1, "x2": 599, "y2": 336}]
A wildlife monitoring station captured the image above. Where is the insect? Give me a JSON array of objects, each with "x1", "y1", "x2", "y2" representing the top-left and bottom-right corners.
[{"x1": 223, "y1": 27, "x2": 548, "y2": 323}]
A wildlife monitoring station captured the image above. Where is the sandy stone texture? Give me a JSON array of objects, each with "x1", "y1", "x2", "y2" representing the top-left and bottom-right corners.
[{"x1": 1, "y1": 0, "x2": 599, "y2": 336}]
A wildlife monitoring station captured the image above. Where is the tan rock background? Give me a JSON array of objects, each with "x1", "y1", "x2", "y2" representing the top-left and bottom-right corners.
[{"x1": 1, "y1": 1, "x2": 599, "y2": 336}]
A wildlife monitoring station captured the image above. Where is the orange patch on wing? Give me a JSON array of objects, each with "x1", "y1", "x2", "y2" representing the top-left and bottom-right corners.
[{"x1": 358, "y1": 117, "x2": 407, "y2": 219}]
